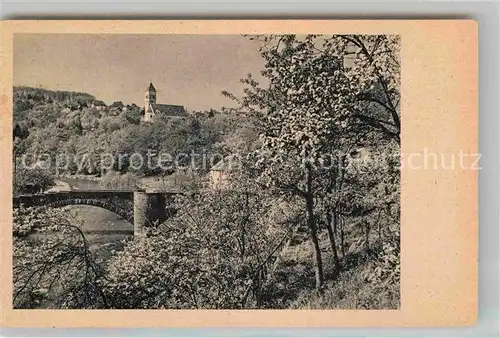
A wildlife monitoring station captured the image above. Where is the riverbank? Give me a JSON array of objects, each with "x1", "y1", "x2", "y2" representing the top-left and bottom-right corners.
[
  {"x1": 56, "y1": 172, "x2": 195, "y2": 192},
  {"x1": 56, "y1": 176, "x2": 103, "y2": 191},
  {"x1": 46, "y1": 179, "x2": 71, "y2": 192}
]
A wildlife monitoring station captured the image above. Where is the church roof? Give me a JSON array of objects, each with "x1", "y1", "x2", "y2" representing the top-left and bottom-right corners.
[
  {"x1": 153, "y1": 103, "x2": 186, "y2": 117},
  {"x1": 146, "y1": 82, "x2": 157, "y2": 92}
]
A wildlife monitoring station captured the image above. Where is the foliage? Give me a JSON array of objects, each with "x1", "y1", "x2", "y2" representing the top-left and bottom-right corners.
[
  {"x1": 100, "y1": 171, "x2": 139, "y2": 190},
  {"x1": 103, "y1": 176, "x2": 293, "y2": 309},
  {"x1": 13, "y1": 87, "x2": 95, "y2": 124},
  {"x1": 361, "y1": 230, "x2": 400, "y2": 286},
  {"x1": 325, "y1": 35, "x2": 401, "y2": 143},
  {"x1": 13, "y1": 167, "x2": 55, "y2": 195},
  {"x1": 357, "y1": 227, "x2": 400, "y2": 309},
  {"x1": 290, "y1": 257, "x2": 399, "y2": 309},
  {"x1": 225, "y1": 35, "x2": 363, "y2": 289},
  {"x1": 13, "y1": 207, "x2": 105, "y2": 308},
  {"x1": 12, "y1": 34, "x2": 401, "y2": 310},
  {"x1": 222, "y1": 34, "x2": 401, "y2": 291},
  {"x1": 13, "y1": 86, "x2": 235, "y2": 176}
]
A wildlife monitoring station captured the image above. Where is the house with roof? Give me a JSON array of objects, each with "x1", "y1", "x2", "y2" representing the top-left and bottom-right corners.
[{"x1": 142, "y1": 82, "x2": 186, "y2": 122}]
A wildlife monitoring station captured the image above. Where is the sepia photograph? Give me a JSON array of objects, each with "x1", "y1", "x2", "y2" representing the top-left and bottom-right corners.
[
  {"x1": 0, "y1": 17, "x2": 481, "y2": 329},
  {"x1": 11, "y1": 33, "x2": 401, "y2": 310}
]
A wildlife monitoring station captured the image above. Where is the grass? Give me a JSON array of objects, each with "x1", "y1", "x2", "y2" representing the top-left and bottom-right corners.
[
  {"x1": 289, "y1": 261, "x2": 400, "y2": 309},
  {"x1": 262, "y1": 227, "x2": 400, "y2": 310}
]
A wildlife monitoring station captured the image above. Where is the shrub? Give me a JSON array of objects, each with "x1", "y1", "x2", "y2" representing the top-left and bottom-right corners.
[
  {"x1": 103, "y1": 179, "x2": 292, "y2": 309},
  {"x1": 100, "y1": 171, "x2": 138, "y2": 190},
  {"x1": 13, "y1": 207, "x2": 105, "y2": 308},
  {"x1": 13, "y1": 167, "x2": 55, "y2": 195}
]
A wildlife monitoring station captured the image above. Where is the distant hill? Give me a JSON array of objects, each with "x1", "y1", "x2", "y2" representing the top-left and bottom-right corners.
[
  {"x1": 14, "y1": 86, "x2": 95, "y2": 104},
  {"x1": 13, "y1": 86, "x2": 98, "y2": 124}
]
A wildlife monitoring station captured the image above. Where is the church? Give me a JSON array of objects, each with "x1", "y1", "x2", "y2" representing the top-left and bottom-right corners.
[{"x1": 142, "y1": 82, "x2": 186, "y2": 122}]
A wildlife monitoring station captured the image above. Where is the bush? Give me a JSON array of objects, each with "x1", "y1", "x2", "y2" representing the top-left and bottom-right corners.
[
  {"x1": 103, "y1": 178, "x2": 291, "y2": 309},
  {"x1": 13, "y1": 207, "x2": 105, "y2": 308},
  {"x1": 289, "y1": 255, "x2": 399, "y2": 310},
  {"x1": 358, "y1": 229, "x2": 400, "y2": 308},
  {"x1": 13, "y1": 167, "x2": 55, "y2": 195},
  {"x1": 100, "y1": 171, "x2": 138, "y2": 190}
]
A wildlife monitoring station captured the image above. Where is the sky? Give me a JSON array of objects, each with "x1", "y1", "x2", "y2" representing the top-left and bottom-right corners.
[{"x1": 14, "y1": 34, "x2": 267, "y2": 111}]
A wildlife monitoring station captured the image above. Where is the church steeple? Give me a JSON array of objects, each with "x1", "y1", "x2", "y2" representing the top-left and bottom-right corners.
[
  {"x1": 146, "y1": 82, "x2": 156, "y2": 92},
  {"x1": 141, "y1": 82, "x2": 185, "y2": 123},
  {"x1": 144, "y1": 82, "x2": 157, "y2": 122}
]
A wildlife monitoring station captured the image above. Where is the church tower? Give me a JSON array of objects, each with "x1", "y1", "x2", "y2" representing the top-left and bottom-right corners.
[{"x1": 144, "y1": 82, "x2": 157, "y2": 122}]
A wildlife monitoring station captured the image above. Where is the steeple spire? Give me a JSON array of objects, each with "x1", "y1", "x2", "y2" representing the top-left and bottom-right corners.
[{"x1": 146, "y1": 82, "x2": 156, "y2": 92}]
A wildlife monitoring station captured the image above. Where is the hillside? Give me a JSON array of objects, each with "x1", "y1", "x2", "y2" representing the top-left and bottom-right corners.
[
  {"x1": 14, "y1": 87, "x2": 95, "y2": 123},
  {"x1": 13, "y1": 86, "x2": 240, "y2": 179}
]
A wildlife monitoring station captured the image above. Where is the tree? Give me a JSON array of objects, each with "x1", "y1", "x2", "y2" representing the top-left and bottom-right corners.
[
  {"x1": 237, "y1": 34, "x2": 401, "y2": 144},
  {"x1": 13, "y1": 207, "x2": 105, "y2": 308},
  {"x1": 103, "y1": 176, "x2": 291, "y2": 309},
  {"x1": 13, "y1": 167, "x2": 55, "y2": 195},
  {"x1": 324, "y1": 35, "x2": 401, "y2": 144},
  {"x1": 224, "y1": 35, "x2": 360, "y2": 289},
  {"x1": 224, "y1": 34, "x2": 401, "y2": 290},
  {"x1": 341, "y1": 143, "x2": 400, "y2": 252}
]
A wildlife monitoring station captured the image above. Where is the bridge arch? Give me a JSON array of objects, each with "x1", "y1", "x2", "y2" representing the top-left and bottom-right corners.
[
  {"x1": 43, "y1": 199, "x2": 134, "y2": 223},
  {"x1": 13, "y1": 190, "x2": 176, "y2": 236}
]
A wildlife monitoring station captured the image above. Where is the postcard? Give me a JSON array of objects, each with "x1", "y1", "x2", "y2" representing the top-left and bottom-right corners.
[{"x1": 0, "y1": 20, "x2": 478, "y2": 327}]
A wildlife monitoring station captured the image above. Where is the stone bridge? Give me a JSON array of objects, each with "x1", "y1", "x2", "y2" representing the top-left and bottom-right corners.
[{"x1": 13, "y1": 190, "x2": 179, "y2": 236}]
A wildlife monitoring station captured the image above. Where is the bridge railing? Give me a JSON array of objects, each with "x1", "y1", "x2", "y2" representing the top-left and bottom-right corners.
[{"x1": 13, "y1": 190, "x2": 182, "y2": 207}]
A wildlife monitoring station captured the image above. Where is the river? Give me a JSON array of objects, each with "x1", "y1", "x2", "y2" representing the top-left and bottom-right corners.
[{"x1": 57, "y1": 177, "x2": 133, "y2": 259}]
